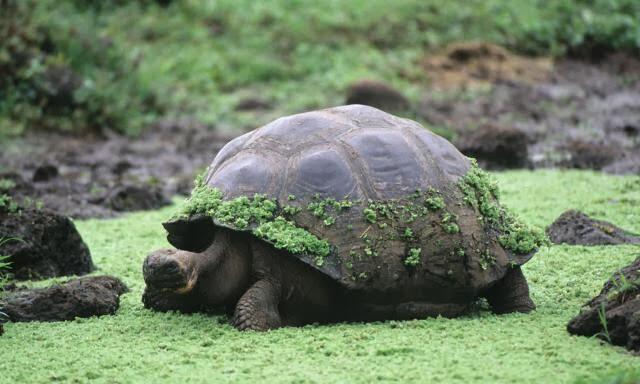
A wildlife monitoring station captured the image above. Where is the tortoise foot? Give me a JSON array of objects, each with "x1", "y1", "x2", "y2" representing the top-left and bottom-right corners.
[
  {"x1": 142, "y1": 287, "x2": 200, "y2": 313},
  {"x1": 232, "y1": 280, "x2": 281, "y2": 331}
]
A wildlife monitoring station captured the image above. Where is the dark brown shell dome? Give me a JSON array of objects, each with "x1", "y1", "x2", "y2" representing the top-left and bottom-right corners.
[{"x1": 207, "y1": 104, "x2": 469, "y2": 201}]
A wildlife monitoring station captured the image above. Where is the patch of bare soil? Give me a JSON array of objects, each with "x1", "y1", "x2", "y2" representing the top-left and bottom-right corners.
[
  {"x1": 567, "y1": 257, "x2": 640, "y2": 353},
  {"x1": 419, "y1": 48, "x2": 640, "y2": 173},
  {"x1": 421, "y1": 42, "x2": 553, "y2": 90},
  {"x1": 0, "y1": 119, "x2": 233, "y2": 219},
  {"x1": 454, "y1": 124, "x2": 529, "y2": 169}
]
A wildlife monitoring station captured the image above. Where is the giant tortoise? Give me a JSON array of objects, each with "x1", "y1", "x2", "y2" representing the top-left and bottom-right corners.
[{"x1": 142, "y1": 105, "x2": 546, "y2": 331}]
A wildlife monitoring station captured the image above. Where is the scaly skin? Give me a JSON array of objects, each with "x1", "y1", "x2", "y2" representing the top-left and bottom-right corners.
[{"x1": 231, "y1": 279, "x2": 282, "y2": 331}]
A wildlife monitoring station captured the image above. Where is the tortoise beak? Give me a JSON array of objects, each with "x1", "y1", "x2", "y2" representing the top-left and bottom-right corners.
[{"x1": 163, "y1": 215, "x2": 216, "y2": 253}]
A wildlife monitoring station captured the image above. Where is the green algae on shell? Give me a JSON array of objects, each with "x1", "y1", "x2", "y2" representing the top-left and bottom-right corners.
[
  {"x1": 174, "y1": 161, "x2": 544, "y2": 273},
  {"x1": 254, "y1": 217, "x2": 331, "y2": 266},
  {"x1": 457, "y1": 160, "x2": 548, "y2": 254},
  {"x1": 177, "y1": 173, "x2": 331, "y2": 264},
  {"x1": 404, "y1": 247, "x2": 422, "y2": 266},
  {"x1": 175, "y1": 172, "x2": 465, "y2": 271}
]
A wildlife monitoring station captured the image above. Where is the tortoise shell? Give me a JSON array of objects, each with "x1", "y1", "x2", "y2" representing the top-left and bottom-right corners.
[{"x1": 166, "y1": 105, "x2": 534, "y2": 298}]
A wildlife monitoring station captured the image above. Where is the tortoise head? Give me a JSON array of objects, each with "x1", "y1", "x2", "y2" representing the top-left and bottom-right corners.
[
  {"x1": 162, "y1": 214, "x2": 216, "y2": 253},
  {"x1": 143, "y1": 226, "x2": 253, "y2": 311}
]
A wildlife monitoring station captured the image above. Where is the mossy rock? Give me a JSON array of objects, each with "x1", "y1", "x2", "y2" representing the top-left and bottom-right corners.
[{"x1": 165, "y1": 105, "x2": 545, "y2": 294}]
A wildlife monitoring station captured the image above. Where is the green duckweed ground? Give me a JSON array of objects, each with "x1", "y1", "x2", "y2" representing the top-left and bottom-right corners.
[{"x1": 1, "y1": 170, "x2": 639, "y2": 383}]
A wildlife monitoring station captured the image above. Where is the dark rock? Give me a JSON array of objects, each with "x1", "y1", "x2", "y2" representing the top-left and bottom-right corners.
[
  {"x1": 455, "y1": 124, "x2": 529, "y2": 169},
  {"x1": 105, "y1": 184, "x2": 169, "y2": 212},
  {"x1": 32, "y1": 163, "x2": 59, "y2": 182},
  {"x1": 346, "y1": 80, "x2": 410, "y2": 112},
  {"x1": 547, "y1": 210, "x2": 640, "y2": 246},
  {"x1": 622, "y1": 124, "x2": 639, "y2": 137},
  {"x1": 0, "y1": 207, "x2": 94, "y2": 280},
  {"x1": 559, "y1": 140, "x2": 619, "y2": 170},
  {"x1": 1, "y1": 276, "x2": 128, "y2": 322},
  {"x1": 235, "y1": 97, "x2": 271, "y2": 111},
  {"x1": 112, "y1": 160, "x2": 133, "y2": 175},
  {"x1": 567, "y1": 257, "x2": 640, "y2": 352}
]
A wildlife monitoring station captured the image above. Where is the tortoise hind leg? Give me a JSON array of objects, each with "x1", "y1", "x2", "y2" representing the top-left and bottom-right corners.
[{"x1": 484, "y1": 266, "x2": 535, "y2": 314}]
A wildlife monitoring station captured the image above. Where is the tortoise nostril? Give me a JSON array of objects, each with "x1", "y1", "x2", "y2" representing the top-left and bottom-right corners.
[{"x1": 143, "y1": 254, "x2": 165, "y2": 276}]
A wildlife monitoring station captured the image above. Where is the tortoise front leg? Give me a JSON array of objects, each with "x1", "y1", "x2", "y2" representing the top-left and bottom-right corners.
[
  {"x1": 231, "y1": 238, "x2": 285, "y2": 331},
  {"x1": 231, "y1": 279, "x2": 282, "y2": 331},
  {"x1": 484, "y1": 266, "x2": 536, "y2": 314}
]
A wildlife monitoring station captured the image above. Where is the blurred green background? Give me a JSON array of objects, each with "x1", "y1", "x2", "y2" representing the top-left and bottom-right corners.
[{"x1": 2, "y1": 0, "x2": 639, "y2": 138}]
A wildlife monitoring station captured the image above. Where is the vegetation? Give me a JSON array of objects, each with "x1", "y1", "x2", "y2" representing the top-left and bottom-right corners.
[
  {"x1": 0, "y1": 194, "x2": 19, "y2": 213},
  {"x1": 1, "y1": 170, "x2": 639, "y2": 383},
  {"x1": 576, "y1": 369, "x2": 640, "y2": 384},
  {"x1": 1, "y1": 0, "x2": 639, "y2": 138},
  {"x1": 0, "y1": 241, "x2": 12, "y2": 289},
  {"x1": 0, "y1": 0, "x2": 162, "y2": 138},
  {"x1": 607, "y1": 274, "x2": 640, "y2": 301},
  {"x1": 597, "y1": 302, "x2": 612, "y2": 344},
  {"x1": 0, "y1": 237, "x2": 21, "y2": 299},
  {"x1": 254, "y1": 217, "x2": 331, "y2": 267},
  {"x1": 0, "y1": 183, "x2": 43, "y2": 213},
  {"x1": 404, "y1": 248, "x2": 422, "y2": 267},
  {"x1": 178, "y1": 174, "x2": 330, "y2": 261},
  {"x1": 458, "y1": 161, "x2": 548, "y2": 254}
]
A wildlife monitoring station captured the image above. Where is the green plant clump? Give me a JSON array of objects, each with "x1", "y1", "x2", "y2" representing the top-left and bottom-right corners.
[
  {"x1": 178, "y1": 173, "x2": 330, "y2": 263},
  {"x1": 306, "y1": 196, "x2": 352, "y2": 227},
  {"x1": 404, "y1": 247, "x2": 422, "y2": 266},
  {"x1": 363, "y1": 208, "x2": 377, "y2": 223},
  {"x1": 0, "y1": 179, "x2": 16, "y2": 191},
  {"x1": 441, "y1": 212, "x2": 460, "y2": 234},
  {"x1": 423, "y1": 190, "x2": 445, "y2": 211},
  {"x1": 0, "y1": 195, "x2": 19, "y2": 213},
  {"x1": 458, "y1": 161, "x2": 547, "y2": 254},
  {"x1": 0, "y1": 237, "x2": 20, "y2": 297},
  {"x1": 254, "y1": 217, "x2": 330, "y2": 266},
  {"x1": 479, "y1": 250, "x2": 497, "y2": 270},
  {"x1": 607, "y1": 273, "x2": 640, "y2": 301}
]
